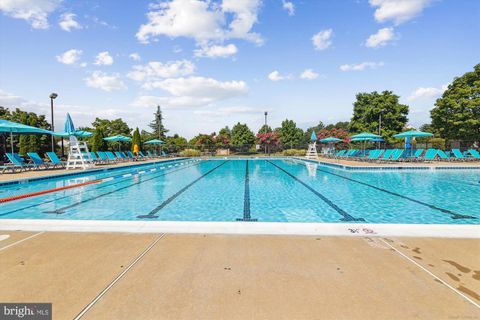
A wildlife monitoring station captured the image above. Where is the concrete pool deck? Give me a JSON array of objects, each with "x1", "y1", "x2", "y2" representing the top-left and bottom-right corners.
[{"x1": 0, "y1": 231, "x2": 478, "y2": 319}]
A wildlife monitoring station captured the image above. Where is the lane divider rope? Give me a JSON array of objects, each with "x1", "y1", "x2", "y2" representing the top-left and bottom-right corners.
[{"x1": 0, "y1": 160, "x2": 198, "y2": 204}]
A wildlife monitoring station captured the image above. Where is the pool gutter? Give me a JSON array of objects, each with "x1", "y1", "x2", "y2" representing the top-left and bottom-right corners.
[{"x1": 0, "y1": 219, "x2": 478, "y2": 238}]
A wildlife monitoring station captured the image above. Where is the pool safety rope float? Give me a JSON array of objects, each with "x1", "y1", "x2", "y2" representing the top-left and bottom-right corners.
[
  {"x1": 0, "y1": 179, "x2": 102, "y2": 203},
  {"x1": 0, "y1": 159, "x2": 198, "y2": 204}
]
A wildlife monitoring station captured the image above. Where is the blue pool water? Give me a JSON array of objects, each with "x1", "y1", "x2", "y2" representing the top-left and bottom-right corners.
[{"x1": 0, "y1": 158, "x2": 479, "y2": 224}]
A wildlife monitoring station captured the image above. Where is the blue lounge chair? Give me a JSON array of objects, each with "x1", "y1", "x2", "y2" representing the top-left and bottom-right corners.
[
  {"x1": 335, "y1": 150, "x2": 346, "y2": 157},
  {"x1": 451, "y1": 149, "x2": 466, "y2": 161},
  {"x1": 468, "y1": 149, "x2": 480, "y2": 159},
  {"x1": 138, "y1": 151, "x2": 147, "y2": 159},
  {"x1": 390, "y1": 149, "x2": 405, "y2": 161},
  {"x1": 114, "y1": 151, "x2": 127, "y2": 161},
  {"x1": 6, "y1": 153, "x2": 35, "y2": 171},
  {"x1": 96, "y1": 151, "x2": 110, "y2": 164},
  {"x1": 422, "y1": 149, "x2": 438, "y2": 161},
  {"x1": 105, "y1": 151, "x2": 119, "y2": 162},
  {"x1": 46, "y1": 152, "x2": 66, "y2": 168},
  {"x1": 161, "y1": 150, "x2": 167, "y2": 157},
  {"x1": 367, "y1": 149, "x2": 383, "y2": 160},
  {"x1": 27, "y1": 152, "x2": 51, "y2": 169},
  {"x1": 436, "y1": 150, "x2": 451, "y2": 161},
  {"x1": 378, "y1": 149, "x2": 394, "y2": 161}
]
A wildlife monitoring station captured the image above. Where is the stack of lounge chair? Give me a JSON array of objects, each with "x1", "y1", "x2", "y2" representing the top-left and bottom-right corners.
[{"x1": 331, "y1": 148, "x2": 480, "y2": 163}]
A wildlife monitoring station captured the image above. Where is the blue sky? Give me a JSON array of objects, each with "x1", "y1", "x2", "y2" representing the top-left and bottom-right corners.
[{"x1": 0, "y1": 0, "x2": 479, "y2": 138}]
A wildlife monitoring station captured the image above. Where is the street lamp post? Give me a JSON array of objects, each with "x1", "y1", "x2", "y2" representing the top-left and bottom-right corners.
[
  {"x1": 378, "y1": 109, "x2": 385, "y2": 148},
  {"x1": 264, "y1": 111, "x2": 268, "y2": 155},
  {"x1": 49, "y1": 93, "x2": 58, "y2": 153}
]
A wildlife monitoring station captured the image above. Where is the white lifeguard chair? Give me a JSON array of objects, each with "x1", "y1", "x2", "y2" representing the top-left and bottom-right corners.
[
  {"x1": 305, "y1": 131, "x2": 318, "y2": 159},
  {"x1": 66, "y1": 136, "x2": 93, "y2": 170}
]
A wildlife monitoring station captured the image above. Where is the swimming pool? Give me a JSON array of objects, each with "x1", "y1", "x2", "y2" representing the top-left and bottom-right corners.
[{"x1": 0, "y1": 158, "x2": 479, "y2": 225}]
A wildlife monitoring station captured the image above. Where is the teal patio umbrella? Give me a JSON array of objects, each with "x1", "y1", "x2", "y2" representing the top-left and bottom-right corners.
[
  {"x1": 320, "y1": 137, "x2": 342, "y2": 155},
  {"x1": 0, "y1": 119, "x2": 52, "y2": 154},
  {"x1": 310, "y1": 131, "x2": 317, "y2": 142},
  {"x1": 393, "y1": 130, "x2": 433, "y2": 139},
  {"x1": 104, "y1": 135, "x2": 132, "y2": 150},
  {"x1": 350, "y1": 132, "x2": 382, "y2": 153},
  {"x1": 144, "y1": 139, "x2": 165, "y2": 154},
  {"x1": 144, "y1": 139, "x2": 164, "y2": 145},
  {"x1": 394, "y1": 130, "x2": 433, "y2": 155},
  {"x1": 320, "y1": 137, "x2": 342, "y2": 143},
  {"x1": 52, "y1": 130, "x2": 93, "y2": 138}
]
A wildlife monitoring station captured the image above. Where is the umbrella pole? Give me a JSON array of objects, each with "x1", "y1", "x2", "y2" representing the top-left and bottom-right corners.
[{"x1": 10, "y1": 131, "x2": 13, "y2": 154}]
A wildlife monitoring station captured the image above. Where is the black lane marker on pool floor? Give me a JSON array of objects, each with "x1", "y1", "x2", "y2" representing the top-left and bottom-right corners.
[
  {"x1": 42, "y1": 161, "x2": 201, "y2": 215},
  {"x1": 312, "y1": 166, "x2": 476, "y2": 220},
  {"x1": 138, "y1": 161, "x2": 229, "y2": 219},
  {"x1": 236, "y1": 160, "x2": 257, "y2": 222},
  {"x1": 266, "y1": 160, "x2": 364, "y2": 222}
]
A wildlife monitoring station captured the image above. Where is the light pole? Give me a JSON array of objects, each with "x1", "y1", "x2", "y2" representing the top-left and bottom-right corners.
[
  {"x1": 378, "y1": 109, "x2": 385, "y2": 148},
  {"x1": 50, "y1": 93, "x2": 58, "y2": 153},
  {"x1": 264, "y1": 111, "x2": 268, "y2": 155}
]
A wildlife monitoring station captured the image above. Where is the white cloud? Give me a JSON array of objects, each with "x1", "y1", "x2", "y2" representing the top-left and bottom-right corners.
[
  {"x1": 56, "y1": 49, "x2": 83, "y2": 65},
  {"x1": 132, "y1": 76, "x2": 248, "y2": 108},
  {"x1": 312, "y1": 29, "x2": 333, "y2": 51},
  {"x1": 0, "y1": 0, "x2": 61, "y2": 29},
  {"x1": 282, "y1": 0, "x2": 295, "y2": 16},
  {"x1": 136, "y1": 0, "x2": 262, "y2": 46},
  {"x1": 369, "y1": 0, "x2": 432, "y2": 25},
  {"x1": 300, "y1": 69, "x2": 319, "y2": 80},
  {"x1": 194, "y1": 43, "x2": 238, "y2": 58},
  {"x1": 59, "y1": 12, "x2": 81, "y2": 31},
  {"x1": 365, "y1": 27, "x2": 396, "y2": 48},
  {"x1": 85, "y1": 71, "x2": 126, "y2": 91},
  {"x1": 340, "y1": 61, "x2": 384, "y2": 72},
  {"x1": 268, "y1": 70, "x2": 286, "y2": 81},
  {"x1": 408, "y1": 85, "x2": 447, "y2": 101},
  {"x1": 94, "y1": 51, "x2": 114, "y2": 66},
  {"x1": 129, "y1": 53, "x2": 141, "y2": 61},
  {"x1": 128, "y1": 60, "x2": 195, "y2": 83}
]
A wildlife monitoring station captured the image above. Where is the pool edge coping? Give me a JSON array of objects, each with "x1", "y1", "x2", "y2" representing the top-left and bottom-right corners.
[{"x1": 0, "y1": 219, "x2": 478, "y2": 238}]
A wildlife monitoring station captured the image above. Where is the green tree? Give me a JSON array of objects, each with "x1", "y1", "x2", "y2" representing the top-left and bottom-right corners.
[
  {"x1": 91, "y1": 126, "x2": 107, "y2": 151},
  {"x1": 231, "y1": 122, "x2": 255, "y2": 151},
  {"x1": 166, "y1": 134, "x2": 188, "y2": 152},
  {"x1": 91, "y1": 118, "x2": 130, "y2": 136},
  {"x1": 350, "y1": 91, "x2": 409, "y2": 142},
  {"x1": 131, "y1": 127, "x2": 142, "y2": 152},
  {"x1": 325, "y1": 121, "x2": 349, "y2": 131},
  {"x1": 431, "y1": 64, "x2": 480, "y2": 142},
  {"x1": 18, "y1": 112, "x2": 29, "y2": 156},
  {"x1": 258, "y1": 124, "x2": 272, "y2": 134},
  {"x1": 190, "y1": 133, "x2": 215, "y2": 151},
  {"x1": 149, "y1": 105, "x2": 168, "y2": 139},
  {"x1": 279, "y1": 119, "x2": 304, "y2": 148}
]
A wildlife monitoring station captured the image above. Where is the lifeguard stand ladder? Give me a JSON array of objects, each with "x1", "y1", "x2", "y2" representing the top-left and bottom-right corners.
[
  {"x1": 305, "y1": 142, "x2": 318, "y2": 159},
  {"x1": 66, "y1": 136, "x2": 94, "y2": 170}
]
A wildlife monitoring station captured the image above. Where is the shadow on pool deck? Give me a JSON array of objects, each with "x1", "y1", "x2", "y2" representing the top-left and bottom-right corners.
[{"x1": 0, "y1": 232, "x2": 479, "y2": 319}]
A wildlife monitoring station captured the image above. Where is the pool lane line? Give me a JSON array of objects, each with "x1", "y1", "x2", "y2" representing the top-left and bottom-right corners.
[
  {"x1": 43, "y1": 161, "x2": 202, "y2": 215},
  {"x1": 310, "y1": 165, "x2": 477, "y2": 220},
  {"x1": 138, "y1": 161, "x2": 229, "y2": 219},
  {"x1": 73, "y1": 233, "x2": 166, "y2": 320},
  {"x1": 237, "y1": 160, "x2": 257, "y2": 222},
  {"x1": 266, "y1": 160, "x2": 364, "y2": 222},
  {"x1": 380, "y1": 238, "x2": 480, "y2": 309},
  {"x1": 0, "y1": 179, "x2": 102, "y2": 203},
  {"x1": 0, "y1": 231, "x2": 45, "y2": 253},
  {"x1": 0, "y1": 160, "x2": 199, "y2": 217}
]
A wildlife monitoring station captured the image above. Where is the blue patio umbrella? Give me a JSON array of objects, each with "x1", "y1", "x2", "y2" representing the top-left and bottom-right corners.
[
  {"x1": 144, "y1": 139, "x2": 165, "y2": 144},
  {"x1": 393, "y1": 130, "x2": 433, "y2": 139},
  {"x1": 394, "y1": 130, "x2": 433, "y2": 156},
  {"x1": 0, "y1": 119, "x2": 52, "y2": 154},
  {"x1": 350, "y1": 132, "x2": 382, "y2": 153},
  {"x1": 64, "y1": 113, "x2": 75, "y2": 134},
  {"x1": 103, "y1": 135, "x2": 132, "y2": 142},
  {"x1": 320, "y1": 137, "x2": 342, "y2": 143},
  {"x1": 310, "y1": 131, "x2": 317, "y2": 142},
  {"x1": 52, "y1": 130, "x2": 93, "y2": 138}
]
